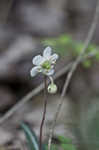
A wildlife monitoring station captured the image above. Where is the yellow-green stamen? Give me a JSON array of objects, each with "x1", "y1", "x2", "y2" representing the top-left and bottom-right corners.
[{"x1": 42, "y1": 61, "x2": 51, "y2": 70}]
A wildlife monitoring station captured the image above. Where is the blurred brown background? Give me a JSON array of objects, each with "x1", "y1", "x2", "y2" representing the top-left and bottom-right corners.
[{"x1": 0, "y1": 0, "x2": 99, "y2": 149}]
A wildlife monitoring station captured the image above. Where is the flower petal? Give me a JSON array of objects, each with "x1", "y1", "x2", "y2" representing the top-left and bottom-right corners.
[
  {"x1": 30, "y1": 66, "x2": 39, "y2": 77},
  {"x1": 50, "y1": 53, "x2": 59, "y2": 62},
  {"x1": 43, "y1": 46, "x2": 52, "y2": 58},
  {"x1": 46, "y1": 69, "x2": 55, "y2": 76},
  {"x1": 32, "y1": 55, "x2": 45, "y2": 65}
]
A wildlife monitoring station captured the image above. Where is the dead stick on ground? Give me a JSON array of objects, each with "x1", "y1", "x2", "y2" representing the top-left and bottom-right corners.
[{"x1": 48, "y1": 0, "x2": 99, "y2": 149}]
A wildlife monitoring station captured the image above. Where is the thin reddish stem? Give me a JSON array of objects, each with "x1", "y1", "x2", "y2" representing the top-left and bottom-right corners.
[{"x1": 39, "y1": 76, "x2": 47, "y2": 150}]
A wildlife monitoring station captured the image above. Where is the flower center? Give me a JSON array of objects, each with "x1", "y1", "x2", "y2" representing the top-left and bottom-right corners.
[{"x1": 42, "y1": 60, "x2": 51, "y2": 70}]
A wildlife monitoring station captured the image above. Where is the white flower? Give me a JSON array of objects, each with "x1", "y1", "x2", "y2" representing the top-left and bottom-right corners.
[{"x1": 30, "y1": 46, "x2": 59, "y2": 77}]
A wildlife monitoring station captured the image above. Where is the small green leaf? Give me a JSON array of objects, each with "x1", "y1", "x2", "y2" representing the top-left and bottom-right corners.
[
  {"x1": 83, "y1": 60, "x2": 92, "y2": 68},
  {"x1": 74, "y1": 43, "x2": 83, "y2": 55},
  {"x1": 58, "y1": 35, "x2": 72, "y2": 44},
  {"x1": 87, "y1": 45, "x2": 96, "y2": 53},
  {"x1": 61, "y1": 144, "x2": 77, "y2": 150},
  {"x1": 57, "y1": 136, "x2": 72, "y2": 144},
  {"x1": 95, "y1": 52, "x2": 99, "y2": 60}
]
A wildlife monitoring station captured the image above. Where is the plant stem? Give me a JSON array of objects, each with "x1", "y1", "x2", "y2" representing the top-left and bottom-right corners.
[{"x1": 39, "y1": 76, "x2": 47, "y2": 150}]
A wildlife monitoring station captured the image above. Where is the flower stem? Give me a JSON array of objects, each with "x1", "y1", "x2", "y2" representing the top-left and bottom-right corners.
[{"x1": 39, "y1": 76, "x2": 47, "y2": 150}]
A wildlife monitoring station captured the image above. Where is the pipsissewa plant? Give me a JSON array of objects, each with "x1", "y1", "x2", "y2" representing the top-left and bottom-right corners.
[{"x1": 30, "y1": 46, "x2": 59, "y2": 150}]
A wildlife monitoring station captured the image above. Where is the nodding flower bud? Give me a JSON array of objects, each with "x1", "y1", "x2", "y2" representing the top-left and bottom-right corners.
[{"x1": 47, "y1": 83, "x2": 57, "y2": 94}]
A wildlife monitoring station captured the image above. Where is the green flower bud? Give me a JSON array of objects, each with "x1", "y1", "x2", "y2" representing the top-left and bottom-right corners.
[{"x1": 47, "y1": 83, "x2": 57, "y2": 94}]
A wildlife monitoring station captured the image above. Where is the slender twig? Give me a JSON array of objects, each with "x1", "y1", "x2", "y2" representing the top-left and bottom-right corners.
[
  {"x1": 2, "y1": 0, "x2": 14, "y2": 24},
  {"x1": 0, "y1": 50, "x2": 98, "y2": 125},
  {"x1": 39, "y1": 76, "x2": 47, "y2": 150},
  {"x1": 48, "y1": 0, "x2": 99, "y2": 150}
]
